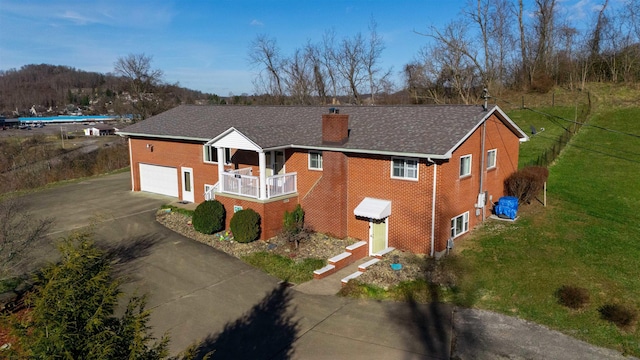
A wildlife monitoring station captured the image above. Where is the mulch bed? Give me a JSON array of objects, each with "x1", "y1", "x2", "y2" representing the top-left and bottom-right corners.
[{"x1": 156, "y1": 210, "x2": 356, "y2": 261}]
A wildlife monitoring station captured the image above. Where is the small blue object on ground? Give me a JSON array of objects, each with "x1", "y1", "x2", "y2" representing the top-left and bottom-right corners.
[
  {"x1": 391, "y1": 263, "x2": 402, "y2": 271},
  {"x1": 494, "y1": 196, "x2": 519, "y2": 220}
]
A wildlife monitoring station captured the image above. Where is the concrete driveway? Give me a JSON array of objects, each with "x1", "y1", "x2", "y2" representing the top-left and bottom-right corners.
[
  {"x1": 19, "y1": 172, "x2": 451, "y2": 359},
  {"x1": 16, "y1": 171, "x2": 635, "y2": 359}
]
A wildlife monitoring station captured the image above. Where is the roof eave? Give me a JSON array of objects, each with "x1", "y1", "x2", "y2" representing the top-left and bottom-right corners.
[{"x1": 116, "y1": 131, "x2": 209, "y2": 142}]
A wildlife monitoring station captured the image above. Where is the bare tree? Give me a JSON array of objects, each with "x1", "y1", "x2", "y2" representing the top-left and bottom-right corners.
[
  {"x1": 334, "y1": 33, "x2": 367, "y2": 104},
  {"x1": 304, "y1": 42, "x2": 328, "y2": 104},
  {"x1": 0, "y1": 198, "x2": 53, "y2": 279},
  {"x1": 362, "y1": 19, "x2": 390, "y2": 105},
  {"x1": 248, "y1": 34, "x2": 285, "y2": 104},
  {"x1": 113, "y1": 53, "x2": 164, "y2": 119},
  {"x1": 321, "y1": 30, "x2": 340, "y2": 104},
  {"x1": 281, "y1": 48, "x2": 314, "y2": 104}
]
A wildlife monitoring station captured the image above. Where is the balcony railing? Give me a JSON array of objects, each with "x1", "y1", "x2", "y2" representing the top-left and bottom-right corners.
[
  {"x1": 221, "y1": 172, "x2": 259, "y2": 198},
  {"x1": 218, "y1": 170, "x2": 297, "y2": 199},
  {"x1": 267, "y1": 172, "x2": 297, "y2": 198}
]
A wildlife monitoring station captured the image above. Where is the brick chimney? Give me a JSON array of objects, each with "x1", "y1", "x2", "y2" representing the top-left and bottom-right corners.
[{"x1": 322, "y1": 108, "x2": 349, "y2": 145}]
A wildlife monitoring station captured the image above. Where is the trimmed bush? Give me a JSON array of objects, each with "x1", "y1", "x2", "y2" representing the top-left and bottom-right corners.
[
  {"x1": 283, "y1": 204, "x2": 305, "y2": 234},
  {"x1": 598, "y1": 304, "x2": 638, "y2": 328},
  {"x1": 230, "y1": 208, "x2": 261, "y2": 243},
  {"x1": 192, "y1": 200, "x2": 226, "y2": 234},
  {"x1": 555, "y1": 285, "x2": 590, "y2": 309},
  {"x1": 505, "y1": 166, "x2": 549, "y2": 204}
]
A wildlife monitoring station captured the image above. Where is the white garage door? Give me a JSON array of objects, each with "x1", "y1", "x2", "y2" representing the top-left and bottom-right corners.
[{"x1": 139, "y1": 163, "x2": 179, "y2": 197}]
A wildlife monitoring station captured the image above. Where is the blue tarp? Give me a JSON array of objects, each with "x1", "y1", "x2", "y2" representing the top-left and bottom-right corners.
[{"x1": 494, "y1": 196, "x2": 519, "y2": 220}]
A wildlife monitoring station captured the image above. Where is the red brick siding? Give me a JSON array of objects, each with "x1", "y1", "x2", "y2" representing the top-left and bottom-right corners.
[
  {"x1": 215, "y1": 195, "x2": 299, "y2": 240},
  {"x1": 434, "y1": 113, "x2": 521, "y2": 252},
  {"x1": 299, "y1": 150, "x2": 349, "y2": 238},
  {"x1": 129, "y1": 138, "x2": 219, "y2": 203},
  {"x1": 346, "y1": 154, "x2": 435, "y2": 254}
]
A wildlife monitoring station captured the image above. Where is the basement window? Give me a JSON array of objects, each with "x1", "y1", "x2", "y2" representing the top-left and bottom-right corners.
[
  {"x1": 391, "y1": 157, "x2": 418, "y2": 180},
  {"x1": 451, "y1": 212, "x2": 469, "y2": 238}
]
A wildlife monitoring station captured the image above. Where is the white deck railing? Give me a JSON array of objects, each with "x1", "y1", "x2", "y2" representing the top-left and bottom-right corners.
[
  {"x1": 221, "y1": 172, "x2": 260, "y2": 198},
  {"x1": 217, "y1": 171, "x2": 297, "y2": 199},
  {"x1": 204, "y1": 182, "x2": 218, "y2": 200},
  {"x1": 229, "y1": 167, "x2": 253, "y2": 176},
  {"x1": 267, "y1": 172, "x2": 297, "y2": 198}
]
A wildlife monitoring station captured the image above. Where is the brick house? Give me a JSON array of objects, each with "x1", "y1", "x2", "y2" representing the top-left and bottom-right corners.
[{"x1": 118, "y1": 105, "x2": 528, "y2": 257}]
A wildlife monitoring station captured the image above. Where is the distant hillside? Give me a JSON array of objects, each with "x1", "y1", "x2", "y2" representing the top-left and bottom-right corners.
[{"x1": 0, "y1": 64, "x2": 219, "y2": 118}]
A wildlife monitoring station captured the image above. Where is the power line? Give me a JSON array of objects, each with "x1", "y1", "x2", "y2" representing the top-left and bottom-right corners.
[{"x1": 492, "y1": 95, "x2": 640, "y2": 139}]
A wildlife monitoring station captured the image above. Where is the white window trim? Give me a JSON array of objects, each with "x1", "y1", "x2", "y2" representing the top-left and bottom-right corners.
[
  {"x1": 451, "y1": 211, "x2": 469, "y2": 238},
  {"x1": 391, "y1": 157, "x2": 419, "y2": 181},
  {"x1": 487, "y1": 149, "x2": 497, "y2": 169},
  {"x1": 460, "y1": 154, "x2": 472, "y2": 178},
  {"x1": 308, "y1": 151, "x2": 323, "y2": 170},
  {"x1": 203, "y1": 145, "x2": 218, "y2": 164}
]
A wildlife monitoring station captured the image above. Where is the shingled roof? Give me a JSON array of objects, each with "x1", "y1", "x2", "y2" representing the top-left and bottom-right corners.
[{"x1": 117, "y1": 104, "x2": 527, "y2": 159}]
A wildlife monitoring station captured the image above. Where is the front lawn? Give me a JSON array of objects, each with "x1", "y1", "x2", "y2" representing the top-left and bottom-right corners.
[
  {"x1": 455, "y1": 106, "x2": 640, "y2": 355},
  {"x1": 241, "y1": 252, "x2": 325, "y2": 284}
]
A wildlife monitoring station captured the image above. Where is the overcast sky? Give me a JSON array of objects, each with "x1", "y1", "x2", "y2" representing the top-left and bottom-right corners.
[{"x1": 0, "y1": 0, "x2": 621, "y2": 95}]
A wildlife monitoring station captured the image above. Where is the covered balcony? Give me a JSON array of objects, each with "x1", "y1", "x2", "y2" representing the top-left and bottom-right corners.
[
  {"x1": 217, "y1": 168, "x2": 297, "y2": 199},
  {"x1": 203, "y1": 128, "x2": 298, "y2": 201}
]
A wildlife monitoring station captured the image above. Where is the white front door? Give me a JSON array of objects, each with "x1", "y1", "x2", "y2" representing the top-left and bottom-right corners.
[{"x1": 181, "y1": 167, "x2": 194, "y2": 203}]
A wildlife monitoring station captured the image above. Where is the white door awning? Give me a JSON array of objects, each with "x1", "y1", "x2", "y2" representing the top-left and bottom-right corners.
[{"x1": 354, "y1": 197, "x2": 391, "y2": 220}]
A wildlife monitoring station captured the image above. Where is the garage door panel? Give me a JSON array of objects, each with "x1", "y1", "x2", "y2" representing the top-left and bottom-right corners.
[{"x1": 139, "y1": 164, "x2": 178, "y2": 197}]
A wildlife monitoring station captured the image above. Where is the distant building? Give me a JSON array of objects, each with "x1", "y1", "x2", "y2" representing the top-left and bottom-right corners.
[{"x1": 84, "y1": 124, "x2": 116, "y2": 136}]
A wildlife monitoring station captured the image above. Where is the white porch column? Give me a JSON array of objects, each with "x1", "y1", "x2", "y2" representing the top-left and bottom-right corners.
[
  {"x1": 217, "y1": 147, "x2": 225, "y2": 192},
  {"x1": 258, "y1": 151, "x2": 267, "y2": 199}
]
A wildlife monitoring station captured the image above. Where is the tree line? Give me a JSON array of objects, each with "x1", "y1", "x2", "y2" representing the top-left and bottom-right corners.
[
  {"x1": 0, "y1": 58, "x2": 213, "y2": 119},
  {"x1": 250, "y1": 0, "x2": 640, "y2": 105}
]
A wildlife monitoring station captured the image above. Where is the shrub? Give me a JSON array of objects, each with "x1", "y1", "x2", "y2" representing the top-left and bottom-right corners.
[
  {"x1": 283, "y1": 205, "x2": 304, "y2": 234},
  {"x1": 504, "y1": 166, "x2": 549, "y2": 204},
  {"x1": 192, "y1": 200, "x2": 225, "y2": 234},
  {"x1": 598, "y1": 304, "x2": 638, "y2": 328},
  {"x1": 230, "y1": 208, "x2": 261, "y2": 243},
  {"x1": 282, "y1": 205, "x2": 309, "y2": 248},
  {"x1": 555, "y1": 285, "x2": 590, "y2": 309}
]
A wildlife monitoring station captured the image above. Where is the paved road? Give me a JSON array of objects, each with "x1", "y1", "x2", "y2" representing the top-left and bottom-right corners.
[{"x1": 15, "y1": 171, "x2": 636, "y2": 359}]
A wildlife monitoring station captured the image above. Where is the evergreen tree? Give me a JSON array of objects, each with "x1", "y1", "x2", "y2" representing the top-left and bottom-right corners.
[{"x1": 12, "y1": 232, "x2": 170, "y2": 359}]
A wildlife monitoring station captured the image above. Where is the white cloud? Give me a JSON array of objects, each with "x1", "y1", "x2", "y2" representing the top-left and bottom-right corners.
[{"x1": 250, "y1": 19, "x2": 264, "y2": 26}]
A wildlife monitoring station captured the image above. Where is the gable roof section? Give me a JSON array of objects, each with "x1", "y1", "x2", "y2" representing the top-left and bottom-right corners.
[{"x1": 118, "y1": 104, "x2": 527, "y2": 159}]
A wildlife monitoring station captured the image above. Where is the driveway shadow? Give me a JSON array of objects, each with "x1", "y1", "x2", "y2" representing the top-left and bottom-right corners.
[
  {"x1": 186, "y1": 283, "x2": 299, "y2": 360},
  {"x1": 101, "y1": 234, "x2": 160, "y2": 278}
]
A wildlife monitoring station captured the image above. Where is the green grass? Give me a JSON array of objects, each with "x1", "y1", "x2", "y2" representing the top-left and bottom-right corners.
[
  {"x1": 160, "y1": 204, "x2": 195, "y2": 217},
  {"x1": 347, "y1": 95, "x2": 640, "y2": 355},
  {"x1": 508, "y1": 106, "x2": 586, "y2": 167},
  {"x1": 240, "y1": 252, "x2": 325, "y2": 284},
  {"x1": 457, "y1": 106, "x2": 640, "y2": 355}
]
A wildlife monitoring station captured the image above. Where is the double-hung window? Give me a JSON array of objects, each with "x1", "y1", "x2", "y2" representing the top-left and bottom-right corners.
[
  {"x1": 451, "y1": 212, "x2": 469, "y2": 238},
  {"x1": 391, "y1": 157, "x2": 418, "y2": 180},
  {"x1": 487, "y1": 149, "x2": 497, "y2": 169},
  {"x1": 203, "y1": 145, "x2": 218, "y2": 163},
  {"x1": 459, "y1": 154, "x2": 472, "y2": 177},
  {"x1": 308, "y1": 151, "x2": 323, "y2": 170}
]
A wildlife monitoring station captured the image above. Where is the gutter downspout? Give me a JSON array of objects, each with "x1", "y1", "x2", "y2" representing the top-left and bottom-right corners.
[
  {"x1": 479, "y1": 121, "x2": 486, "y2": 222},
  {"x1": 128, "y1": 137, "x2": 134, "y2": 191},
  {"x1": 428, "y1": 158, "x2": 437, "y2": 257}
]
